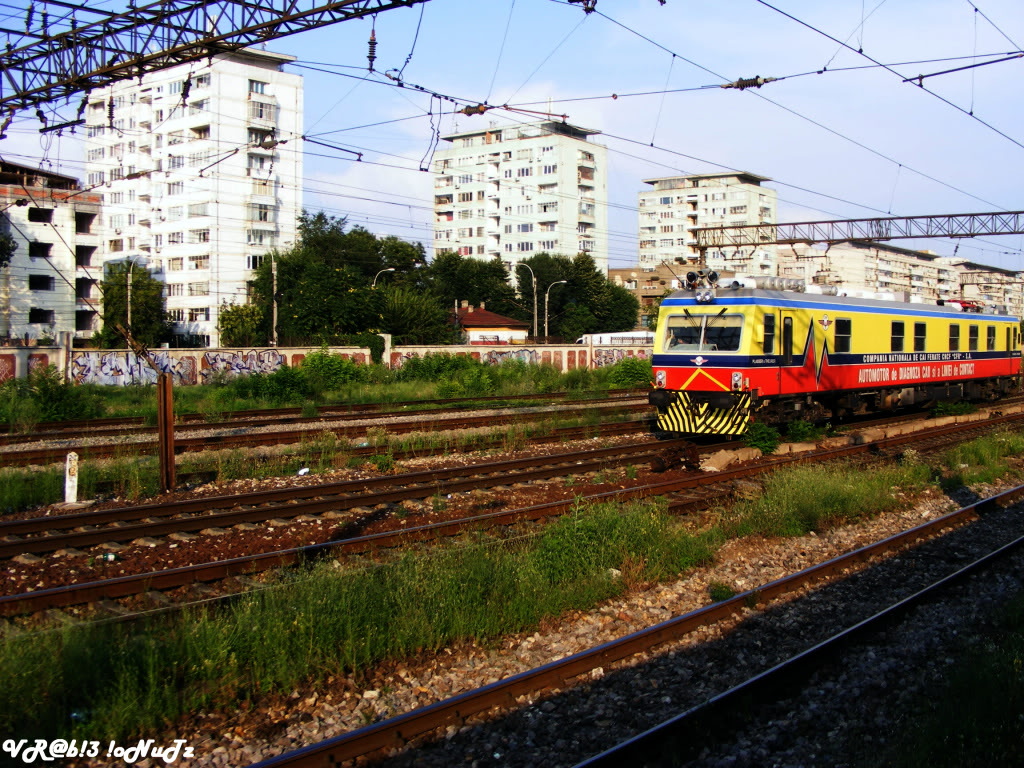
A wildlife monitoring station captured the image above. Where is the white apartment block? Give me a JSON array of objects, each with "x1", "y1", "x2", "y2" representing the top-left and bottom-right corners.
[
  {"x1": 638, "y1": 172, "x2": 777, "y2": 274},
  {"x1": 433, "y1": 121, "x2": 609, "y2": 274},
  {"x1": 776, "y1": 240, "x2": 1023, "y2": 316},
  {"x1": 83, "y1": 47, "x2": 303, "y2": 347},
  {"x1": 0, "y1": 161, "x2": 101, "y2": 343}
]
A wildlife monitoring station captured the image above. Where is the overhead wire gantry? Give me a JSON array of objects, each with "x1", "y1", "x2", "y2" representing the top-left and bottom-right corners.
[
  {"x1": 0, "y1": 0, "x2": 430, "y2": 113},
  {"x1": 694, "y1": 210, "x2": 1024, "y2": 264}
]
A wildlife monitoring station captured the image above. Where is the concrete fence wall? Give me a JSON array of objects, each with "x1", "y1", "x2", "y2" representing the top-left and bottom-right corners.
[{"x1": 0, "y1": 342, "x2": 651, "y2": 386}]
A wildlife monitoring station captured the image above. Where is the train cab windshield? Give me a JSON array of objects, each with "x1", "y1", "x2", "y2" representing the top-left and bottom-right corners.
[{"x1": 665, "y1": 309, "x2": 743, "y2": 352}]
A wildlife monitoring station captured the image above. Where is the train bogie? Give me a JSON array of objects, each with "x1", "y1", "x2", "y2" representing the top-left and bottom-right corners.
[{"x1": 649, "y1": 283, "x2": 1022, "y2": 437}]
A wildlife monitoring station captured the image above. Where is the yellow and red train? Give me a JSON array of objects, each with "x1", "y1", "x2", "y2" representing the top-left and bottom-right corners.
[{"x1": 648, "y1": 279, "x2": 1022, "y2": 436}]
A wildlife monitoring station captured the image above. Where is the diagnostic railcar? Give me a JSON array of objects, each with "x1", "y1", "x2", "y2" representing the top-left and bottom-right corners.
[{"x1": 648, "y1": 281, "x2": 1022, "y2": 436}]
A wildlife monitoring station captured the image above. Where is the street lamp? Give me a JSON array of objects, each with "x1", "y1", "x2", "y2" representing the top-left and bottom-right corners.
[
  {"x1": 518, "y1": 263, "x2": 538, "y2": 339},
  {"x1": 372, "y1": 267, "x2": 396, "y2": 287},
  {"x1": 544, "y1": 280, "x2": 567, "y2": 341}
]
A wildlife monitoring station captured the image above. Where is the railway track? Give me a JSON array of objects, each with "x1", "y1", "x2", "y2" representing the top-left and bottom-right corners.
[
  {"x1": 0, "y1": 398, "x2": 651, "y2": 467},
  {"x1": 0, "y1": 389, "x2": 645, "y2": 446},
  {"x1": 4, "y1": 409, "x2": 1022, "y2": 619},
  {"x1": 243, "y1": 483, "x2": 1024, "y2": 768}
]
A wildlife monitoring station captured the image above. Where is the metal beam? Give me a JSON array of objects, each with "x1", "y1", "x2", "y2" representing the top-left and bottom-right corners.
[
  {"x1": 0, "y1": 0, "x2": 429, "y2": 112},
  {"x1": 695, "y1": 211, "x2": 1024, "y2": 249}
]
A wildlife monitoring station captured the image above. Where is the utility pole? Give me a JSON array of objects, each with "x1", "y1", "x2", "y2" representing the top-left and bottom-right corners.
[{"x1": 271, "y1": 253, "x2": 278, "y2": 346}]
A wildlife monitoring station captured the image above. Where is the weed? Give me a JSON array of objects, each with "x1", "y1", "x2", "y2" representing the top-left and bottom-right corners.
[
  {"x1": 625, "y1": 465, "x2": 638, "y2": 480},
  {"x1": 931, "y1": 400, "x2": 977, "y2": 417},
  {"x1": 743, "y1": 422, "x2": 781, "y2": 455},
  {"x1": 708, "y1": 581, "x2": 736, "y2": 602},
  {"x1": 785, "y1": 419, "x2": 825, "y2": 442},
  {"x1": 366, "y1": 453, "x2": 395, "y2": 473}
]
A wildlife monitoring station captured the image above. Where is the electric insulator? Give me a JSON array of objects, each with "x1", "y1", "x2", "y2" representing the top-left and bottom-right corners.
[
  {"x1": 181, "y1": 77, "x2": 191, "y2": 102},
  {"x1": 107, "y1": 97, "x2": 114, "y2": 125},
  {"x1": 367, "y1": 30, "x2": 377, "y2": 72},
  {"x1": 25, "y1": 3, "x2": 33, "y2": 32}
]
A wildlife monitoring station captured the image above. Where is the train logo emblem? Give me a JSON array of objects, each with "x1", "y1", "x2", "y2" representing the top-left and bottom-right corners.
[
  {"x1": 691, "y1": 356, "x2": 708, "y2": 366},
  {"x1": 818, "y1": 314, "x2": 832, "y2": 330}
]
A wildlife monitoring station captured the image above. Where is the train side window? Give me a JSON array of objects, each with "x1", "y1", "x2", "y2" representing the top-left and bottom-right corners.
[
  {"x1": 782, "y1": 317, "x2": 793, "y2": 364},
  {"x1": 763, "y1": 314, "x2": 775, "y2": 355},
  {"x1": 891, "y1": 321, "x2": 905, "y2": 352},
  {"x1": 987, "y1": 326, "x2": 996, "y2": 352},
  {"x1": 949, "y1": 324, "x2": 960, "y2": 352},
  {"x1": 968, "y1": 325, "x2": 979, "y2": 352},
  {"x1": 1007, "y1": 328, "x2": 1012, "y2": 352},
  {"x1": 914, "y1": 322, "x2": 926, "y2": 352},
  {"x1": 835, "y1": 318, "x2": 851, "y2": 353}
]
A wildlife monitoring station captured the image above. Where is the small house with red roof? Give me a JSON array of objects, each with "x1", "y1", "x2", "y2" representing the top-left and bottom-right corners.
[{"x1": 452, "y1": 301, "x2": 530, "y2": 345}]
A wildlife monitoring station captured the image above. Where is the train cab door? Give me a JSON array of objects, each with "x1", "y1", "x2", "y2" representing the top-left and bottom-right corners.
[{"x1": 778, "y1": 311, "x2": 797, "y2": 394}]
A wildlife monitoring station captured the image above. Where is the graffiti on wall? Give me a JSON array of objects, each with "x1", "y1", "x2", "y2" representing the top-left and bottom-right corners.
[
  {"x1": 0, "y1": 355, "x2": 15, "y2": 383},
  {"x1": 70, "y1": 351, "x2": 199, "y2": 386},
  {"x1": 592, "y1": 348, "x2": 649, "y2": 367},
  {"x1": 482, "y1": 348, "x2": 539, "y2": 366},
  {"x1": 201, "y1": 349, "x2": 285, "y2": 382}
]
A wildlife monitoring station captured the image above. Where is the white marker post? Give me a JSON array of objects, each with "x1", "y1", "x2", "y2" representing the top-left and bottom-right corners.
[{"x1": 65, "y1": 451, "x2": 78, "y2": 505}]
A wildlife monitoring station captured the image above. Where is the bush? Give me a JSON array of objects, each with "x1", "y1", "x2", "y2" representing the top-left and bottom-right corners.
[
  {"x1": 785, "y1": 419, "x2": 826, "y2": 442},
  {"x1": 607, "y1": 357, "x2": 652, "y2": 388},
  {"x1": 394, "y1": 353, "x2": 482, "y2": 383},
  {"x1": 743, "y1": 421, "x2": 780, "y2": 454},
  {"x1": 300, "y1": 351, "x2": 367, "y2": 394}
]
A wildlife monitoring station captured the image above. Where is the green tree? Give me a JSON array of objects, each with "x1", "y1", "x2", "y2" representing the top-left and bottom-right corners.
[
  {"x1": 380, "y1": 285, "x2": 458, "y2": 344},
  {"x1": 218, "y1": 302, "x2": 267, "y2": 347},
  {"x1": 0, "y1": 231, "x2": 16, "y2": 269},
  {"x1": 420, "y1": 251, "x2": 519, "y2": 317},
  {"x1": 248, "y1": 212, "x2": 429, "y2": 345},
  {"x1": 96, "y1": 262, "x2": 172, "y2": 348},
  {"x1": 515, "y1": 252, "x2": 639, "y2": 341}
]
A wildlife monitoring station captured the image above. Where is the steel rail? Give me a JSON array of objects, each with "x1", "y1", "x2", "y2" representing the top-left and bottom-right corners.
[
  {"x1": 4, "y1": 411, "x2": 1019, "y2": 616},
  {"x1": 246, "y1": 485, "x2": 1024, "y2": 767}
]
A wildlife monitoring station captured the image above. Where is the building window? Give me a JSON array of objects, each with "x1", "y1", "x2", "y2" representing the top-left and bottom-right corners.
[
  {"x1": 188, "y1": 307, "x2": 210, "y2": 322},
  {"x1": 189, "y1": 100, "x2": 208, "y2": 115},
  {"x1": 188, "y1": 282, "x2": 209, "y2": 296},
  {"x1": 517, "y1": 242, "x2": 534, "y2": 252},
  {"x1": 891, "y1": 321, "x2": 905, "y2": 352},
  {"x1": 251, "y1": 204, "x2": 272, "y2": 222},
  {"x1": 189, "y1": 203, "x2": 209, "y2": 217},
  {"x1": 27, "y1": 208, "x2": 54, "y2": 223},
  {"x1": 192, "y1": 125, "x2": 211, "y2": 140},
  {"x1": 539, "y1": 240, "x2": 557, "y2": 250},
  {"x1": 517, "y1": 223, "x2": 533, "y2": 233},
  {"x1": 248, "y1": 80, "x2": 268, "y2": 95},
  {"x1": 457, "y1": 192, "x2": 473, "y2": 202},
  {"x1": 28, "y1": 274, "x2": 54, "y2": 291},
  {"x1": 169, "y1": 207, "x2": 184, "y2": 221},
  {"x1": 107, "y1": 239, "x2": 124, "y2": 253},
  {"x1": 166, "y1": 284, "x2": 183, "y2": 297},
  {"x1": 28, "y1": 308, "x2": 54, "y2": 324},
  {"x1": 195, "y1": 74, "x2": 211, "y2": 88},
  {"x1": 516, "y1": 167, "x2": 532, "y2": 177},
  {"x1": 189, "y1": 229, "x2": 211, "y2": 244},
  {"x1": 247, "y1": 254, "x2": 265, "y2": 270},
  {"x1": 168, "y1": 258, "x2": 184, "y2": 271},
  {"x1": 168, "y1": 155, "x2": 184, "y2": 169},
  {"x1": 168, "y1": 232, "x2": 184, "y2": 245},
  {"x1": 249, "y1": 101, "x2": 276, "y2": 121},
  {"x1": 87, "y1": 171, "x2": 104, "y2": 186},
  {"x1": 167, "y1": 181, "x2": 184, "y2": 195},
  {"x1": 87, "y1": 147, "x2": 105, "y2": 161},
  {"x1": 189, "y1": 254, "x2": 209, "y2": 270},
  {"x1": 542, "y1": 164, "x2": 557, "y2": 174},
  {"x1": 167, "y1": 308, "x2": 185, "y2": 322}
]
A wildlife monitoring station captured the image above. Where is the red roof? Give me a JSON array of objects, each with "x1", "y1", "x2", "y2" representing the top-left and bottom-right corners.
[{"x1": 452, "y1": 306, "x2": 530, "y2": 329}]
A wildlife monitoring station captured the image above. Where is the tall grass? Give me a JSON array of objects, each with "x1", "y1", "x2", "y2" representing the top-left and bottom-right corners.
[
  {"x1": 724, "y1": 461, "x2": 932, "y2": 538},
  {"x1": 0, "y1": 501, "x2": 716, "y2": 741}
]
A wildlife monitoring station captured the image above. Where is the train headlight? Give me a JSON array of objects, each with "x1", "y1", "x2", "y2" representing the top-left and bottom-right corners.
[
  {"x1": 696, "y1": 289, "x2": 716, "y2": 303},
  {"x1": 655, "y1": 370, "x2": 666, "y2": 387},
  {"x1": 731, "y1": 372, "x2": 742, "y2": 390}
]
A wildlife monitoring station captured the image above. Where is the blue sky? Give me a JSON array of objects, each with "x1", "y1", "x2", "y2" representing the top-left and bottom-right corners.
[{"x1": 2, "y1": 0, "x2": 1023, "y2": 269}]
